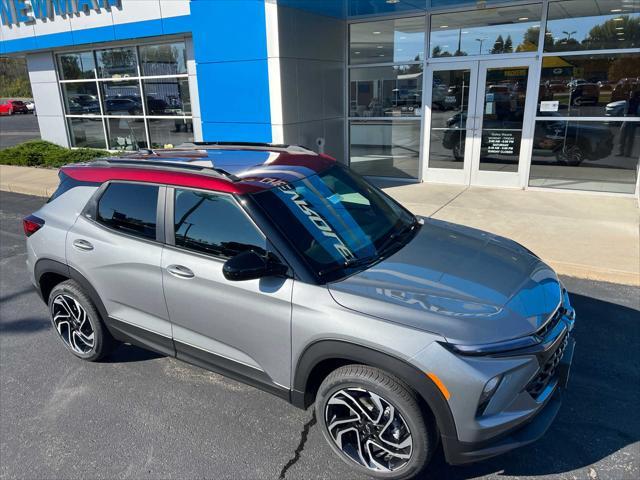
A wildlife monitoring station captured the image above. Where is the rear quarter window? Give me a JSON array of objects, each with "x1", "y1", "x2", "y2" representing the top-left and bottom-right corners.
[{"x1": 96, "y1": 183, "x2": 159, "y2": 240}]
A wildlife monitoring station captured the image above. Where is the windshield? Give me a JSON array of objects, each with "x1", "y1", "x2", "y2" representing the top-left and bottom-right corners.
[{"x1": 250, "y1": 164, "x2": 416, "y2": 280}]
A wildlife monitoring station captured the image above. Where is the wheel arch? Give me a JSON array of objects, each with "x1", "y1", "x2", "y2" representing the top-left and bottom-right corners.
[
  {"x1": 34, "y1": 259, "x2": 109, "y2": 322},
  {"x1": 292, "y1": 340, "x2": 458, "y2": 441}
]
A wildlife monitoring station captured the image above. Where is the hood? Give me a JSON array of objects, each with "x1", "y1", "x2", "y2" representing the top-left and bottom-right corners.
[{"x1": 328, "y1": 218, "x2": 562, "y2": 345}]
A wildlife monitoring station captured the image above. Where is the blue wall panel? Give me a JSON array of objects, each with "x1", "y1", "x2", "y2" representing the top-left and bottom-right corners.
[{"x1": 191, "y1": 0, "x2": 272, "y2": 143}]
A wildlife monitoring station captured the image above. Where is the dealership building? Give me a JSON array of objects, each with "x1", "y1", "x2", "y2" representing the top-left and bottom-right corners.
[{"x1": 1, "y1": 0, "x2": 638, "y2": 196}]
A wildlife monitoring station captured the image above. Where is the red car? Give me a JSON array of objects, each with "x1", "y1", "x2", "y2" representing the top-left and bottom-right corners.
[{"x1": 0, "y1": 99, "x2": 30, "y2": 115}]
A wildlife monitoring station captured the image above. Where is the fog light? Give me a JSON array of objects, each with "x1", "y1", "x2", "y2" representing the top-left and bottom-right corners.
[{"x1": 477, "y1": 375, "x2": 502, "y2": 416}]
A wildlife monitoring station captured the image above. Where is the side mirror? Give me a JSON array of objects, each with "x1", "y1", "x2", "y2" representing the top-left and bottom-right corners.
[{"x1": 223, "y1": 250, "x2": 288, "y2": 281}]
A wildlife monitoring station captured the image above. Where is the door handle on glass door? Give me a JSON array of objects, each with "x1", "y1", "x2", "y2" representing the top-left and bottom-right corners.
[
  {"x1": 167, "y1": 264, "x2": 195, "y2": 279},
  {"x1": 72, "y1": 239, "x2": 94, "y2": 251}
]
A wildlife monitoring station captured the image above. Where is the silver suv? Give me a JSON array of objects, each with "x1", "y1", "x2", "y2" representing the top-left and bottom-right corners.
[{"x1": 25, "y1": 143, "x2": 575, "y2": 479}]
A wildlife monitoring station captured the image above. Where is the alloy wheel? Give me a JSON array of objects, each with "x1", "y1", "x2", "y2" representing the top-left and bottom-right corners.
[
  {"x1": 51, "y1": 294, "x2": 95, "y2": 354},
  {"x1": 324, "y1": 387, "x2": 413, "y2": 473}
]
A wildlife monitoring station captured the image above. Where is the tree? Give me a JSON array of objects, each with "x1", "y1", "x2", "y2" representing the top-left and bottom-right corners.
[
  {"x1": 491, "y1": 35, "x2": 505, "y2": 54},
  {"x1": 503, "y1": 35, "x2": 513, "y2": 53},
  {"x1": 0, "y1": 58, "x2": 32, "y2": 98},
  {"x1": 517, "y1": 26, "x2": 544, "y2": 52},
  {"x1": 586, "y1": 15, "x2": 640, "y2": 50}
]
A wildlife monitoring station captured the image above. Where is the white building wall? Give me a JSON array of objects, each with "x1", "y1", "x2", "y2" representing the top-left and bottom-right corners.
[
  {"x1": 26, "y1": 52, "x2": 69, "y2": 147},
  {"x1": 266, "y1": 1, "x2": 346, "y2": 160}
]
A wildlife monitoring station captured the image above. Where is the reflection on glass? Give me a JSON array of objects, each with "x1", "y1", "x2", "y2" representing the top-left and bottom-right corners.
[
  {"x1": 430, "y1": 69, "x2": 471, "y2": 169},
  {"x1": 430, "y1": 130, "x2": 465, "y2": 169},
  {"x1": 479, "y1": 67, "x2": 528, "y2": 172},
  {"x1": 430, "y1": 4, "x2": 541, "y2": 57},
  {"x1": 142, "y1": 78, "x2": 191, "y2": 115},
  {"x1": 139, "y1": 42, "x2": 187, "y2": 76},
  {"x1": 101, "y1": 81, "x2": 143, "y2": 116},
  {"x1": 431, "y1": 69, "x2": 471, "y2": 127},
  {"x1": 350, "y1": 65, "x2": 423, "y2": 117},
  {"x1": 545, "y1": 0, "x2": 639, "y2": 52},
  {"x1": 350, "y1": 120, "x2": 420, "y2": 178},
  {"x1": 350, "y1": 17, "x2": 425, "y2": 65},
  {"x1": 539, "y1": 54, "x2": 640, "y2": 117},
  {"x1": 106, "y1": 118, "x2": 147, "y2": 151},
  {"x1": 58, "y1": 52, "x2": 95, "y2": 80},
  {"x1": 61, "y1": 83, "x2": 100, "y2": 115},
  {"x1": 96, "y1": 47, "x2": 138, "y2": 78},
  {"x1": 67, "y1": 118, "x2": 106, "y2": 149},
  {"x1": 148, "y1": 119, "x2": 194, "y2": 148},
  {"x1": 529, "y1": 120, "x2": 639, "y2": 193}
]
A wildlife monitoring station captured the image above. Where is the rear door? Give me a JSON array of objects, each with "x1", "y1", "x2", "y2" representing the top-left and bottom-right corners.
[
  {"x1": 161, "y1": 187, "x2": 293, "y2": 392},
  {"x1": 66, "y1": 181, "x2": 173, "y2": 354}
]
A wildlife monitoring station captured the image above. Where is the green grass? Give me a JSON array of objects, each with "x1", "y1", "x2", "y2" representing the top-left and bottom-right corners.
[{"x1": 0, "y1": 140, "x2": 114, "y2": 168}]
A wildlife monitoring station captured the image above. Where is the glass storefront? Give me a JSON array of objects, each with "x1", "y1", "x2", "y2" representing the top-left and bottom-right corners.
[
  {"x1": 347, "y1": 0, "x2": 639, "y2": 195},
  {"x1": 57, "y1": 40, "x2": 194, "y2": 151}
]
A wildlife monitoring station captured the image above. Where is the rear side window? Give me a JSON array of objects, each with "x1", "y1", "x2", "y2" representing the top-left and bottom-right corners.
[
  {"x1": 174, "y1": 189, "x2": 265, "y2": 258},
  {"x1": 96, "y1": 183, "x2": 158, "y2": 240}
]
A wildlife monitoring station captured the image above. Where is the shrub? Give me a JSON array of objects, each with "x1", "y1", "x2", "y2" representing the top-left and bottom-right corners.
[{"x1": 0, "y1": 140, "x2": 114, "y2": 168}]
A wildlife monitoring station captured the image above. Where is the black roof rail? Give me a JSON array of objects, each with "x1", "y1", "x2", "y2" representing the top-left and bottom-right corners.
[
  {"x1": 173, "y1": 141, "x2": 317, "y2": 154},
  {"x1": 90, "y1": 157, "x2": 240, "y2": 181}
]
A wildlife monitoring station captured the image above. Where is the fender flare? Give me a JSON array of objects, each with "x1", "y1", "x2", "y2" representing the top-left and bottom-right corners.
[
  {"x1": 34, "y1": 258, "x2": 110, "y2": 323},
  {"x1": 292, "y1": 339, "x2": 458, "y2": 441}
]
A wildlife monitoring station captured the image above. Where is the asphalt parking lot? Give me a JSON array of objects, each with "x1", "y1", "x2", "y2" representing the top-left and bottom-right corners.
[
  {"x1": 1, "y1": 190, "x2": 638, "y2": 480},
  {"x1": 0, "y1": 114, "x2": 40, "y2": 149}
]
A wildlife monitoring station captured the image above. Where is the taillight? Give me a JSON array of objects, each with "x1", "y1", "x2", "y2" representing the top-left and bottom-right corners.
[{"x1": 23, "y1": 215, "x2": 45, "y2": 237}]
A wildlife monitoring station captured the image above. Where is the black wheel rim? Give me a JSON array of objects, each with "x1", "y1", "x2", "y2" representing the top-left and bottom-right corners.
[
  {"x1": 51, "y1": 294, "x2": 95, "y2": 354},
  {"x1": 325, "y1": 388, "x2": 413, "y2": 472}
]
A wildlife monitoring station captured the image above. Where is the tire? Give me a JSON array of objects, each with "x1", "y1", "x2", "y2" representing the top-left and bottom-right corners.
[
  {"x1": 316, "y1": 365, "x2": 437, "y2": 480},
  {"x1": 556, "y1": 144, "x2": 585, "y2": 166},
  {"x1": 48, "y1": 280, "x2": 118, "y2": 361}
]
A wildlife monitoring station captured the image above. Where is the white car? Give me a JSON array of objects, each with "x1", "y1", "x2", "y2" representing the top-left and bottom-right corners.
[{"x1": 25, "y1": 100, "x2": 36, "y2": 114}]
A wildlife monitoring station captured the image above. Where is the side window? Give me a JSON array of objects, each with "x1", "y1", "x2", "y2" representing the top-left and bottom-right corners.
[
  {"x1": 96, "y1": 183, "x2": 159, "y2": 240},
  {"x1": 174, "y1": 189, "x2": 266, "y2": 258}
]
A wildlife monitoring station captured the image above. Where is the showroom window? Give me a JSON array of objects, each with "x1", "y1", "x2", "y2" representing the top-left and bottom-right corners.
[
  {"x1": 430, "y1": 4, "x2": 543, "y2": 57},
  {"x1": 530, "y1": 0, "x2": 639, "y2": 194},
  {"x1": 348, "y1": 17, "x2": 425, "y2": 179},
  {"x1": 57, "y1": 40, "x2": 193, "y2": 151}
]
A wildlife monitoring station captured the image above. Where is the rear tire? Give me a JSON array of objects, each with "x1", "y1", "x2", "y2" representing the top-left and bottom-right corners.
[
  {"x1": 48, "y1": 280, "x2": 117, "y2": 362},
  {"x1": 315, "y1": 365, "x2": 437, "y2": 480}
]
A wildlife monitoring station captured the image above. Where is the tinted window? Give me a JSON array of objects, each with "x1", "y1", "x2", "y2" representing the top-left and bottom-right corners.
[
  {"x1": 174, "y1": 189, "x2": 265, "y2": 258},
  {"x1": 139, "y1": 42, "x2": 187, "y2": 76},
  {"x1": 96, "y1": 183, "x2": 158, "y2": 240}
]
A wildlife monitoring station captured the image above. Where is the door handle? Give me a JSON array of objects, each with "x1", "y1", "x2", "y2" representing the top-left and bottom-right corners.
[
  {"x1": 167, "y1": 264, "x2": 195, "y2": 279},
  {"x1": 72, "y1": 239, "x2": 94, "y2": 251}
]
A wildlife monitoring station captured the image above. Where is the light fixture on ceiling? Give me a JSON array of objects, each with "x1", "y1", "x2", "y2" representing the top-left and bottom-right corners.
[
  {"x1": 610, "y1": 8, "x2": 622, "y2": 12},
  {"x1": 518, "y1": 17, "x2": 529, "y2": 21},
  {"x1": 616, "y1": 26, "x2": 624, "y2": 29},
  {"x1": 614, "y1": 17, "x2": 624, "y2": 21},
  {"x1": 440, "y1": 25, "x2": 449, "y2": 28},
  {"x1": 355, "y1": 51, "x2": 361, "y2": 54},
  {"x1": 377, "y1": 45, "x2": 384, "y2": 48},
  {"x1": 373, "y1": 31, "x2": 381, "y2": 35},
  {"x1": 386, "y1": 0, "x2": 400, "y2": 4}
]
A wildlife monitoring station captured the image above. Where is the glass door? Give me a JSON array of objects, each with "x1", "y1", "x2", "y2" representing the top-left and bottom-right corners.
[
  {"x1": 423, "y1": 61, "x2": 479, "y2": 185},
  {"x1": 424, "y1": 58, "x2": 537, "y2": 187},
  {"x1": 470, "y1": 58, "x2": 537, "y2": 187}
]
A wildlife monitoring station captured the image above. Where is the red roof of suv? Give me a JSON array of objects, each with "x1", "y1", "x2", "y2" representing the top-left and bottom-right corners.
[{"x1": 62, "y1": 144, "x2": 336, "y2": 194}]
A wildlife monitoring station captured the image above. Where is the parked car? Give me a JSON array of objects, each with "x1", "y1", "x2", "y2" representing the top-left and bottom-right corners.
[
  {"x1": 24, "y1": 100, "x2": 36, "y2": 113},
  {"x1": 443, "y1": 113, "x2": 613, "y2": 165},
  {"x1": 104, "y1": 97, "x2": 142, "y2": 115},
  {"x1": 611, "y1": 77, "x2": 639, "y2": 103},
  {"x1": 567, "y1": 79, "x2": 599, "y2": 106},
  {"x1": 25, "y1": 144, "x2": 576, "y2": 480},
  {"x1": 0, "y1": 99, "x2": 30, "y2": 114},
  {"x1": 0, "y1": 100, "x2": 13, "y2": 115}
]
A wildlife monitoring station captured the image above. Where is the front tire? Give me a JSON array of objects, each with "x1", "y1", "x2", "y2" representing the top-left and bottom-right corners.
[
  {"x1": 316, "y1": 365, "x2": 437, "y2": 480},
  {"x1": 48, "y1": 280, "x2": 117, "y2": 361}
]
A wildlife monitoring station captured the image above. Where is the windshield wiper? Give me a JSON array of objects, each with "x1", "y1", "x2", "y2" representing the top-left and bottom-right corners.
[
  {"x1": 317, "y1": 255, "x2": 380, "y2": 278},
  {"x1": 376, "y1": 217, "x2": 420, "y2": 256}
]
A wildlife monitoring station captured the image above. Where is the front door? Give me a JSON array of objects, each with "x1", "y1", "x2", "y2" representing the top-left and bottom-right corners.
[
  {"x1": 161, "y1": 187, "x2": 293, "y2": 392},
  {"x1": 424, "y1": 58, "x2": 537, "y2": 187}
]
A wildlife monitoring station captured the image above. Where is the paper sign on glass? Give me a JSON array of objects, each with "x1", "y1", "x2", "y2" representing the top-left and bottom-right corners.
[{"x1": 540, "y1": 101, "x2": 559, "y2": 112}]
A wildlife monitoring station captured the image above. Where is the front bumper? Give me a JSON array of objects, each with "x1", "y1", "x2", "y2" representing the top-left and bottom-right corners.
[{"x1": 442, "y1": 337, "x2": 575, "y2": 465}]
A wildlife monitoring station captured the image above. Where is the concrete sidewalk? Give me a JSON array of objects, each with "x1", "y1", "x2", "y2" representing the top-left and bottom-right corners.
[{"x1": 1, "y1": 164, "x2": 638, "y2": 286}]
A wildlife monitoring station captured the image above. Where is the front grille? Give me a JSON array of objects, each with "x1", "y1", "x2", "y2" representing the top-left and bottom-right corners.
[
  {"x1": 536, "y1": 306, "x2": 564, "y2": 339},
  {"x1": 526, "y1": 333, "x2": 569, "y2": 398}
]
